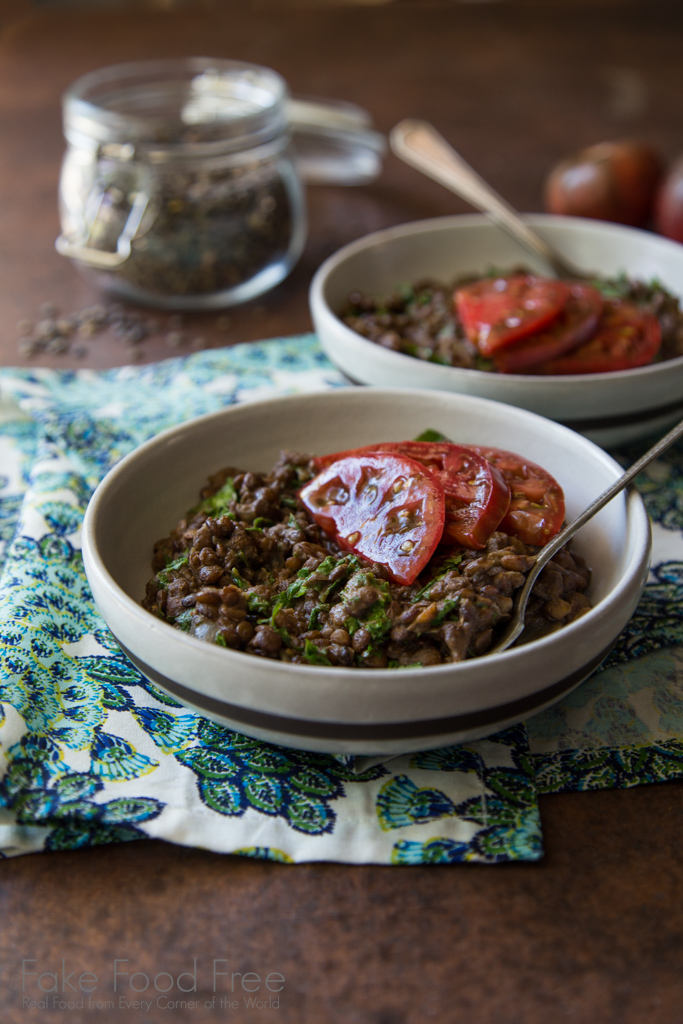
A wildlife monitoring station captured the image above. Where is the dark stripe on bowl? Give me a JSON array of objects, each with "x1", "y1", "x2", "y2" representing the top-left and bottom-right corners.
[
  {"x1": 337, "y1": 371, "x2": 683, "y2": 433},
  {"x1": 118, "y1": 640, "x2": 612, "y2": 743}
]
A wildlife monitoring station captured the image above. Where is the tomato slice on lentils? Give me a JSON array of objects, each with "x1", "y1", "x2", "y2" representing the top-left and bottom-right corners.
[
  {"x1": 299, "y1": 453, "x2": 446, "y2": 585},
  {"x1": 529, "y1": 298, "x2": 662, "y2": 374},
  {"x1": 311, "y1": 441, "x2": 510, "y2": 550},
  {"x1": 454, "y1": 274, "x2": 570, "y2": 357},
  {"x1": 469, "y1": 446, "x2": 565, "y2": 546},
  {"x1": 493, "y1": 281, "x2": 603, "y2": 373}
]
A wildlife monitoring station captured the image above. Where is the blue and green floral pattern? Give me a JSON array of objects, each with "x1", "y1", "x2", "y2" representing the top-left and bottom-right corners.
[{"x1": 0, "y1": 336, "x2": 682, "y2": 863}]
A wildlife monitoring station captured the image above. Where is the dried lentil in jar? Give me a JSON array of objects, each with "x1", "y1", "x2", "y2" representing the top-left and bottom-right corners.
[{"x1": 56, "y1": 58, "x2": 306, "y2": 309}]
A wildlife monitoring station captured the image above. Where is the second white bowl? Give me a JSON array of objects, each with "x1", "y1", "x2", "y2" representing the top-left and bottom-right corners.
[{"x1": 309, "y1": 214, "x2": 683, "y2": 448}]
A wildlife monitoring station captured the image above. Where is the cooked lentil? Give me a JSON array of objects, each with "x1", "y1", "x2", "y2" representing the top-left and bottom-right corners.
[
  {"x1": 341, "y1": 272, "x2": 683, "y2": 370},
  {"x1": 142, "y1": 451, "x2": 592, "y2": 668}
]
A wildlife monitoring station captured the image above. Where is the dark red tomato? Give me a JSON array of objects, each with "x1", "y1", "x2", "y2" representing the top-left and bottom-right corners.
[
  {"x1": 469, "y1": 447, "x2": 565, "y2": 546},
  {"x1": 454, "y1": 275, "x2": 569, "y2": 357},
  {"x1": 544, "y1": 141, "x2": 663, "y2": 227},
  {"x1": 299, "y1": 453, "x2": 446, "y2": 585},
  {"x1": 311, "y1": 441, "x2": 510, "y2": 550},
  {"x1": 654, "y1": 156, "x2": 683, "y2": 243},
  {"x1": 530, "y1": 299, "x2": 661, "y2": 374},
  {"x1": 493, "y1": 281, "x2": 603, "y2": 373}
]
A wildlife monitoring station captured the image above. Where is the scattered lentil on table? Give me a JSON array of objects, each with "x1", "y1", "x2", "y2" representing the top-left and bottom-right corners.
[{"x1": 15, "y1": 303, "x2": 236, "y2": 361}]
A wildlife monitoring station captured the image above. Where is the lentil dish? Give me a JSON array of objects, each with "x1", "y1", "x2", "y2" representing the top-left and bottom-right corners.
[
  {"x1": 341, "y1": 272, "x2": 683, "y2": 374},
  {"x1": 142, "y1": 448, "x2": 592, "y2": 669}
]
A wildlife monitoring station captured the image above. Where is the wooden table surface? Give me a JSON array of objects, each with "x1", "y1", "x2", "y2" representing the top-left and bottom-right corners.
[{"x1": 1, "y1": 2, "x2": 683, "y2": 1021}]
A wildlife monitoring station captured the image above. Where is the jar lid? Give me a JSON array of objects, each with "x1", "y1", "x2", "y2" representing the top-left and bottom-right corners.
[{"x1": 288, "y1": 97, "x2": 386, "y2": 186}]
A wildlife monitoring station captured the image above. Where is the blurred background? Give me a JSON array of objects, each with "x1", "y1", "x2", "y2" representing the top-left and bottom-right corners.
[{"x1": 0, "y1": 0, "x2": 680, "y2": 366}]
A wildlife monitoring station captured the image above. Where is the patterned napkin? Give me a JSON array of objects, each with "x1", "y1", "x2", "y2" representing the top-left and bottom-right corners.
[{"x1": 0, "y1": 335, "x2": 682, "y2": 865}]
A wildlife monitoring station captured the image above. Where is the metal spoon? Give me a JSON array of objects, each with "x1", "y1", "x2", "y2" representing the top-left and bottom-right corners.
[
  {"x1": 390, "y1": 118, "x2": 583, "y2": 279},
  {"x1": 486, "y1": 416, "x2": 683, "y2": 656}
]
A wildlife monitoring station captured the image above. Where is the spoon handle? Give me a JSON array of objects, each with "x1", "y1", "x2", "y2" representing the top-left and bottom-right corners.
[
  {"x1": 544, "y1": 415, "x2": 683, "y2": 559},
  {"x1": 390, "y1": 119, "x2": 577, "y2": 279},
  {"x1": 488, "y1": 415, "x2": 683, "y2": 655}
]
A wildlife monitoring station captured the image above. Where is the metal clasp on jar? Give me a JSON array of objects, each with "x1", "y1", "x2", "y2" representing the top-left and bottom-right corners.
[{"x1": 55, "y1": 142, "x2": 156, "y2": 269}]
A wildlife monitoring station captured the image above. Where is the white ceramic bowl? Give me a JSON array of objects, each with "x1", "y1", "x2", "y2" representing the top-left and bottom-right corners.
[
  {"x1": 309, "y1": 214, "x2": 683, "y2": 448},
  {"x1": 82, "y1": 388, "x2": 651, "y2": 755}
]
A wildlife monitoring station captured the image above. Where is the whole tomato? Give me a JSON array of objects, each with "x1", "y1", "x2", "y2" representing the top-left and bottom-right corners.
[
  {"x1": 654, "y1": 157, "x2": 683, "y2": 243},
  {"x1": 544, "y1": 141, "x2": 663, "y2": 227}
]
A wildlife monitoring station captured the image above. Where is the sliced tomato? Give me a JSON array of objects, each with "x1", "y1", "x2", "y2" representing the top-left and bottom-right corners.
[
  {"x1": 469, "y1": 446, "x2": 565, "y2": 546},
  {"x1": 529, "y1": 299, "x2": 661, "y2": 374},
  {"x1": 299, "y1": 453, "x2": 446, "y2": 585},
  {"x1": 454, "y1": 274, "x2": 570, "y2": 356},
  {"x1": 311, "y1": 441, "x2": 510, "y2": 550},
  {"x1": 493, "y1": 281, "x2": 603, "y2": 373}
]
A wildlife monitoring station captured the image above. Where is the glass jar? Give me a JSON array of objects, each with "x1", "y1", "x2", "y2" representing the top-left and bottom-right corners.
[{"x1": 57, "y1": 58, "x2": 308, "y2": 310}]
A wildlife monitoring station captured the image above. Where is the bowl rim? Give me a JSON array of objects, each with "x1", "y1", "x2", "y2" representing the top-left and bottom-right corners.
[
  {"x1": 82, "y1": 386, "x2": 652, "y2": 703},
  {"x1": 309, "y1": 211, "x2": 683, "y2": 384}
]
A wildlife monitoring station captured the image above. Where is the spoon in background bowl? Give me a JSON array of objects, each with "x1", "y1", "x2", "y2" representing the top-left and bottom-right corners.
[
  {"x1": 390, "y1": 118, "x2": 585, "y2": 279},
  {"x1": 487, "y1": 415, "x2": 683, "y2": 655}
]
